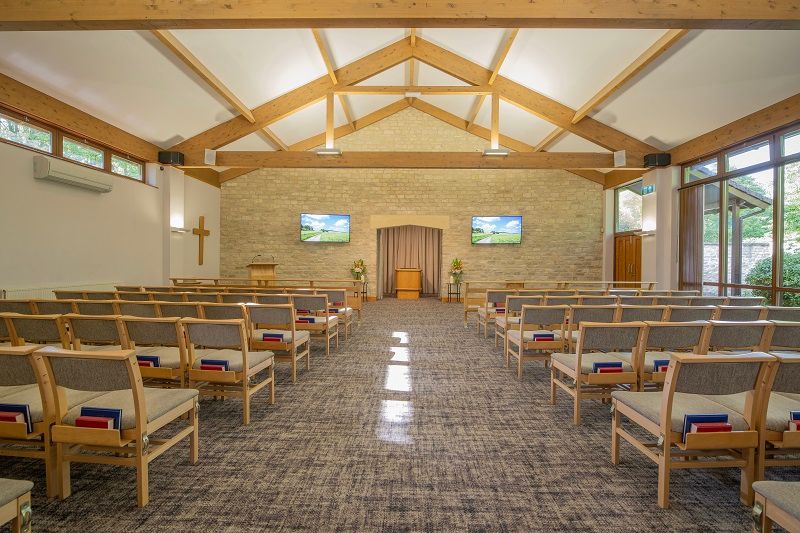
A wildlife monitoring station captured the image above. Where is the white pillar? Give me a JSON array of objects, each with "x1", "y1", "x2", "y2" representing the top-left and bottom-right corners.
[{"x1": 641, "y1": 166, "x2": 680, "y2": 290}]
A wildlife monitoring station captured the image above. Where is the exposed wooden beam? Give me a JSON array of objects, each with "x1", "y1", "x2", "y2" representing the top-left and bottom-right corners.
[
  {"x1": 410, "y1": 28, "x2": 417, "y2": 47},
  {"x1": 290, "y1": 100, "x2": 410, "y2": 152},
  {"x1": 534, "y1": 127, "x2": 565, "y2": 152},
  {"x1": 325, "y1": 93, "x2": 335, "y2": 148},
  {"x1": 412, "y1": 37, "x2": 658, "y2": 164},
  {"x1": 671, "y1": 93, "x2": 800, "y2": 165},
  {"x1": 206, "y1": 150, "x2": 618, "y2": 169},
  {"x1": 180, "y1": 167, "x2": 223, "y2": 187},
  {"x1": 311, "y1": 28, "x2": 355, "y2": 132},
  {"x1": 4, "y1": 2, "x2": 798, "y2": 30},
  {"x1": 170, "y1": 38, "x2": 412, "y2": 160},
  {"x1": 257, "y1": 128, "x2": 289, "y2": 151},
  {"x1": 490, "y1": 92, "x2": 500, "y2": 149},
  {"x1": 604, "y1": 169, "x2": 648, "y2": 189},
  {"x1": 152, "y1": 29, "x2": 255, "y2": 123},
  {"x1": 335, "y1": 85, "x2": 493, "y2": 95},
  {"x1": 466, "y1": 28, "x2": 518, "y2": 129},
  {"x1": 409, "y1": 100, "x2": 605, "y2": 184},
  {"x1": 571, "y1": 29, "x2": 689, "y2": 124}
]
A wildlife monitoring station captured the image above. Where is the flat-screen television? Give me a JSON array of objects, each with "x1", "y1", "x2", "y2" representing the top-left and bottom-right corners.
[
  {"x1": 300, "y1": 213, "x2": 350, "y2": 243},
  {"x1": 471, "y1": 215, "x2": 522, "y2": 244}
]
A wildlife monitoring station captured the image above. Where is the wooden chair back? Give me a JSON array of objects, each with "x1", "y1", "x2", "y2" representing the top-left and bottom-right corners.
[
  {"x1": 62, "y1": 314, "x2": 125, "y2": 350},
  {"x1": 544, "y1": 295, "x2": 580, "y2": 306},
  {"x1": 156, "y1": 302, "x2": 202, "y2": 319},
  {"x1": 116, "y1": 301, "x2": 160, "y2": 318},
  {"x1": 115, "y1": 291, "x2": 151, "y2": 301},
  {"x1": 151, "y1": 292, "x2": 188, "y2": 302},
  {"x1": 727, "y1": 296, "x2": 766, "y2": 307},
  {"x1": 664, "y1": 305, "x2": 718, "y2": 322},
  {"x1": 505, "y1": 296, "x2": 543, "y2": 314},
  {"x1": 619, "y1": 295, "x2": 656, "y2": 306},
  {"x1": 705, "y1": 320, "x2": 773, "y2": 352},
  {"x1": 764, "y1": 306, "x2": 800, "y2": 321},
  {"x1": 579, "y1": 295, "x2": 618, "y2": 306},
  {"x1": 716, "y1": 306, "x2": 767, "y2": 322},
  {"x1": 255, "y1": 294, "x2": 291, "y2": 305},
  {"x1": 0, "y1": 301, "x2": 34, "y2": 314},
  {"x1": 3, "y1": 313, "x2": 70, "y2": 348},
  {"x1": 768, "y1": 321, "x2": 800, "y2": 353},
  {"x1": 74, "y1": 300, "x2": 118, "y2": 316},
  {"x1": 84, "y1": 291, "x2": 117, "y2": 301},
  {"x1": 186, "y1": 292, "x2": 221, "y2": 303},
  {"x1": 655, "y1": 296, "x2": 692, "y2": 306},
  {"x1": 219, "y1": 293, "x2": 257, "y2": 304},
  {"x1": 616, "y1": 305, "x2": 667, "y2": 322},
  {"x1": 31, "y1": 300, "x2": 77, "y2": 315},
  {"x1": 53, "y1": 290, "x2": 85, "y2": 300},
  {"x1": 689, "y1": 296, "x2": 728, "y2": 306}
]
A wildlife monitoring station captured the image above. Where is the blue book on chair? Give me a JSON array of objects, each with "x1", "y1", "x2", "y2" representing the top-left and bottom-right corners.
[
  {"x1": 682, "y1": 413, "x2": 728, "y2": 442},
  {"x1": 653, "y1": 359, "x2": 670, "y2": 373},
  {"x1": 136, "y1": 354, "x2": 161, "y2": 367},
  {"x1": 200, "y1": 359, "x2": 230, "y2": 371},
  {"x1": 0, "y1": 403, "x2": 32, "y2": 433},
  {"x1": 791, "y1": 411, "x2": 800, "y2": 421},
  {"x1": 80, "y1": 407, "x2": 122, "y2": 431},
  {"x1": 591, "y1": 361, "x2": 623, "y2": 373}
]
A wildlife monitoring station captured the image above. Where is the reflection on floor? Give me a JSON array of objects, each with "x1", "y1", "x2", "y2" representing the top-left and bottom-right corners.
[{"x1": 3, "y1": 299, "x2": 796, "y2": 531}]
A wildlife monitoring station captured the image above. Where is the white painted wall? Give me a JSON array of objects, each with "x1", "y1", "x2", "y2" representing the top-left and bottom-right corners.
[
  {"x1": 0, "y1": 142, "x2": 220, "y2": 292},
  {"x1": 171, "y1": 171, "x2": 220, "y2": 278}
]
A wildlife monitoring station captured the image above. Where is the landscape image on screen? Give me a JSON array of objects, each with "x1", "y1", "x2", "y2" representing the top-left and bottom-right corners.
[
  {"x1": 471, "y1": 216, "x2": 522, "y2": 244},
  {"x1": 300, "y1": 213, "x2": 351, "y2": 242}
]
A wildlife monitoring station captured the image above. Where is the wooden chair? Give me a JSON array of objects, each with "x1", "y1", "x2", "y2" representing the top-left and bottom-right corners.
[
  {"x1": 248, "y1": 304, "x2": 310, "y2": 383},
  {"x1": 669, "y1": 290, "x2": 700, "y2": 296},
  {"x1": 182, "y1": 318, "x2": 275, "y2": 425},
  {"x1": 615, "y1": 305, "x2": 667, "y2": 322},
  {"x1": 494, "y1": 295, "x2": 542, "y2": 349},
  {"x1": 563, "y1": 305, "x2": 618, "y2": 353},
  {"x1": 151, "y1": 292, "x2": 188, "y2": 302},
  {"x1": 611, "y1": 352, "x2": 775, "y2": 508},
  {"x1": 717, "y1": 305, "x2": 768, "y2": 322},
  {"x1": 462, "y1": 284, "x2": 487, "y2": 326},
  {"x1": 655, "y1": 296, "x2": 692, "y2": 306},
  {"x1": 505, "y1": 305, "x2": 569, "y2": 379},
  {"x1": 119, "y1": 316, "x2": 190, "y2": 388},
  {"x1": 0, "y1": 478, "x2": 33, "y2": 533},
  {"x1": 3, "y1": 313, "x2": 70, "y2": 348},
  {"x1": 580, "y1": 295, "x2": 619, "y2": 306},
  {"x1": 219, "y1": 293, "x2": 257, "y2": 304},
  {"x1": 53, "y1": 290, "x2": 85, "y2": 300},
  {"x1": 317, "y1": 289, "x2": 353, "y2": 340},
  {"x1": 619, "y1": 295, "x2": 657, "y2": 306},
  {"x1": 728, "y1": 296, "x2": 766, "y2": 307},
  {"x1": 186, "y1": 292, "x2": 220, "y2": 303},
  {"x1": 0, "y1": 301, "x2": 33, "y2": 314},
  {"x1": 117, "y1": 301, "x2": 160, "y2": 318},
  {"x1": 156, "y1": 302, "x2": 202, "y2": 319},
  {"x1": 551, "y1": 322, "x2": 645, "y2": 425},
  {"x1": 752, "y1": 481, "x2": 800, "y2": 533},
  {"x1": 38, "y1": 346, "x2": 199, "y2": 507},
  {"x1": 705, "y1": 320, "x2": 773, "y2": 354},
  {"x1": 664, "y1": 305, "x2": 718, "y2": 322},
  {"x1": 62, "y1": 314, "x2": 125, "y2": 351},
  {"x1": 607, "y1": 321, "x2": 709, "y2": 391},
  {"x1": 0, "y1": 346, "x2": 60, "y2": 498},
  {"x1": 291, "y1": 295, "x2": 339, "y2": 355},
  {"x1": 199, "y1": 302, "x2": 249, "y2": 322},
  {"x1": 477, "y1": 290, "x2": 516, "y2": 338},
  {"x1": 30, "y1": 300, "x2": 77, "y2": 315},
  {"x1": 255, "y1": 294, "x2": 291, "y2": 305},
  {"x1": 764, "y1": 306, "x2": 800, "y2": 321},
  {"x1": 83, "y1": 291, "x2": 117, "y2": 300},
  {"x1": 543, "y1": 295, "x2": 580, "y2": 307},
  {"x1": 690, "y1": 296, "x2": 728, "y2": 306},
  {"x1": 74, "y1": 300, "x2": 117, "y2": 316},
  {"x1": 115, "y1": 285, "x2": 143, "y2": 292},
  {"x1": 115, "y1": 291, "x2": 152, "y2": 302}
]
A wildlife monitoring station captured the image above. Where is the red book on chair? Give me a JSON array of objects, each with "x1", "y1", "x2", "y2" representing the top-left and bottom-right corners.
[
  {"x1": 690, "y1": 422, "x2": 732, "y2": 433},
  {"x1": 75, "y1": 415, "x2": 115, "y2": 429},
  {"x1": 0, "y1": 412, "x2": 25, "y2": 424},
  {"x1": 597, "y1": 367, "x2": 624, "y2": 373}
]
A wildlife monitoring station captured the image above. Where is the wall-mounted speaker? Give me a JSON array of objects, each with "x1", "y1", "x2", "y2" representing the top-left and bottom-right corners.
[
  {"x1": 158, "y1": 151, "x2": 185, "y2": 165},
  {"x1": 643, "y1": 153, "x2": 671, "y2": 168}
]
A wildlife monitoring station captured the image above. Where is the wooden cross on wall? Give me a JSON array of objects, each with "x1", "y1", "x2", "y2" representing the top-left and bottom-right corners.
[{"x1": 192, "y1": 215, "x2": 210, "y2": 265}]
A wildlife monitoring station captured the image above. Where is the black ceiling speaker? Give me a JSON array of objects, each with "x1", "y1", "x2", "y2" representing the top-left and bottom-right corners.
[
  {"x1": 643, "y1": 153, "x2": 671, "y2": 168},
  {"x1": 158, "y1": 151, "x2": 185, "y2": 165}
]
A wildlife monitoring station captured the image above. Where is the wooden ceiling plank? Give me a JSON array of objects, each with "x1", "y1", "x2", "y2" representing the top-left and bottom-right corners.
[
  {"x1": 152, "y1": 29, "x2": 255, "y2": 123},
  {"x1": 325, "y1": 92, "x2": 335, "y2": 148},
  {"x1": 3, "y1": 2, "x2": 798, "y2": 30},
  {"x1": 170, "y1": 38, "x2": 412, "y2": 159},
  {"x1": 571, "y1": 29, "x2": 689, "y2": 124},
  {"x1": 212, "y1": 150, "x2": 616, "y2": 169},
  {"x1": 670, "y1": 92, "x2": 800, "y2": 165}
]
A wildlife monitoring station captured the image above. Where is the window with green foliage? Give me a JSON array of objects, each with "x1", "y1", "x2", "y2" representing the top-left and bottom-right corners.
[
  {"x1": 615, "y1": 180, "x2": 643, "y2": 232},
  {"x1": 63, "y1": 137, "x2": 104, "y2": 169},
  {"x1": 111, "y1": 155, "x2": 143, "y2": 180},
  {"x1": 0, "y1": 112, "x2": 52, "y2": 152},
  {"x1": 682, "y1": 125, "x2": 800, "y2": 305}
]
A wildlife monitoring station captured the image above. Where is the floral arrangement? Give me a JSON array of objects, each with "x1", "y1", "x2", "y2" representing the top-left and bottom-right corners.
[
  {"x1": 351, "y1": 258, "x2": 367, "y2": 280},
  {"x1": 449, "y1": 258, "x2": 464, "y2": 284}
]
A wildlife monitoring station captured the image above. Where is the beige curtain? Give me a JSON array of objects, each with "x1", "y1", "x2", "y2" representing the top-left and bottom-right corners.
[{"x1": 380, "y1": 225, "x2": 442, "y2": 296}]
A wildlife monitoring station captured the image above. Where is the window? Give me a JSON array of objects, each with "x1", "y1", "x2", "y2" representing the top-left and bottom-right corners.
[
  {"x1": 680, "y1": 124, "x2": 800, "y2": 305},
  {"x1": 0, "y1": 111, "x2": 52, "y2": 153},
  {"x1": 615, "y1": 180, "x2": 643, "y2": 233},
  {"x1": 62, "y1": 137, "x2": 104, "y2": 169},
  {"x1": 111, "y1": 155, "x2": 143, "y2": 180}
]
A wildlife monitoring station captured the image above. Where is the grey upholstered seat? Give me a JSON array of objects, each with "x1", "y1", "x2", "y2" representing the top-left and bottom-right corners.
[
  {"x1": 608, "y1": 351, "x2": 673, "y2": 371},
  {"x1": 753, "y1": 481, "x2": 800, "y2": 521},
  {"x1": 297, "y1": 316, "x2": 338, "y2": 324},
  {"x1": 610, "y1": 391, "x2": 749, "y2": 432},
  {"x1": 507, "y1": 329, "x2": 562, "y2": 342},
  {"x1": 495, "y1": 316, "x2": 521, "y2": 328},
  {"x1": 191, "y1": 348, "x2": 273, "y2": 372},
  {"x1": 0, "y1": 478, "x2": 33, "y2": 507},
  {"x1": 63, "y1": 387, "x2": 199, "y2": 430},
  {"x1": 1, "y1": 386, "x2": 106, "y2": 423},
  {"x1": 551, "y1": 352, "x2": 633, "y2": 374},
  {"x1": 0, "y1": 384, "x2": 37, "y2": 398},
  {"x1": 135, "y1": 346, "x2": 213, "y2": 369},
  {"x1": 252, "y1": 329, "x2": 310, "y2": 346}
]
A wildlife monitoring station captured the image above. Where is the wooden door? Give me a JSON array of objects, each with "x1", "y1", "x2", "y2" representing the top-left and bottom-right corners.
[{"x1": 614, "y1": 234, "x2": 642, "y2": 284}]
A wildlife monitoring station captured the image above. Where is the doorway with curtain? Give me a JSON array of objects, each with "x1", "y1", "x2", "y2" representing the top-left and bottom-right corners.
[{"x1": 377, "y1": 225, "x2": 442, "y2": 298}]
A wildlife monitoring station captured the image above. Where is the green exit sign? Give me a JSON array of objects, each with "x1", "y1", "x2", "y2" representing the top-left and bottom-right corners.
[{"x1": 642, "y1": 184, "x2": 656, "y2": 195}]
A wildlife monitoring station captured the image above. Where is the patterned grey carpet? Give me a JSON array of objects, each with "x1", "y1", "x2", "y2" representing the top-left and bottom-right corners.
[{"x1": 2, "y1": 299, "x2": 797, "y2": 532}]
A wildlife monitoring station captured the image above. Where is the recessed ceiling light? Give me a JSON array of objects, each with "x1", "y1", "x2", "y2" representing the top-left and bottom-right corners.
[
  {"x1": 483, "y1": 148, "x2": 510, "y2": 157},
  {"x1": 315, "y1": 147, "x2": 342, "y2": 156}
]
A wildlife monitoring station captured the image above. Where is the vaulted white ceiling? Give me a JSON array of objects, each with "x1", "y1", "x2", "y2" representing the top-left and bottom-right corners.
[{"x1": 0, "y1": 27, "x2": 797, "y2": 156}]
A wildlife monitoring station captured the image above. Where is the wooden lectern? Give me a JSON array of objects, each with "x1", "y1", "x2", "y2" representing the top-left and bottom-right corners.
[
  {"x1": 247, "y1": 262, "x2": 279, "y2": 282},
  {"x1": 395, "y1": 268, "x2": 422, "y2": 299}
]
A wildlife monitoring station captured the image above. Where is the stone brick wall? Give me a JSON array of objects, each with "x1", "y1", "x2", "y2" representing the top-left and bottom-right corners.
[{"x1": 220, "y1": 108, "x2": 603, "y2": 295}]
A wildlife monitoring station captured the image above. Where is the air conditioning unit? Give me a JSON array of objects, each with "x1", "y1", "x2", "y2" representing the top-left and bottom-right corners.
[{"x1": 33, "y1": 155, "x2": 113, "y2": 193}]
